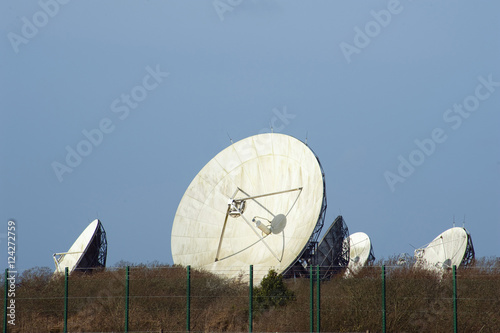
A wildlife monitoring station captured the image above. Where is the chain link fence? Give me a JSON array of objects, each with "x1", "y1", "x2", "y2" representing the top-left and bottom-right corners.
[{"x1": 2, "y1": 260, "x2": 500, "y2": 332}]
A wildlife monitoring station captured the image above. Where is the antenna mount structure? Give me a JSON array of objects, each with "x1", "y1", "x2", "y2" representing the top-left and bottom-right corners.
[{"x1": 309, "y1": 215, "x2": 349, "y2": 280}]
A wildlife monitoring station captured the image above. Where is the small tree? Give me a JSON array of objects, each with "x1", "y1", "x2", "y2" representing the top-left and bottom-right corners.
[{"x1": 254, "y1": 269, "x2": 295, "y2": 311}]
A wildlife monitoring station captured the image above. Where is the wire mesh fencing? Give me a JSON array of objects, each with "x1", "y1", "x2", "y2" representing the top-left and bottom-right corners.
[{"x1": 1, "y1": 260, "x2": 500, "y2": 332}]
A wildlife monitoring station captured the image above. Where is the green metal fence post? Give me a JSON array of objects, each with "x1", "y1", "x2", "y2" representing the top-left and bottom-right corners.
[
  {"x1": 382, "y1": 265, "x2": 386, "y2": 333},
  {"x1": 3, "y1": 269, "x2": 8, "y2": 333},
  {"x1": 125, "y1": 266, "x2": 129, "y2": 333},
  {"x1": 249, "y1": 265, "x2": 253, "y2": 333},
  {"x1": 310, "y1": 265, "x2": 314, "y2": 333},
  {"x1": 453, "y1": 265, "x2": 457, "y2": 333},
  {"x1": 186, "y1": 265, "x2": 191, "y2": 332},
  {"x1": 64, "y1": 267, "x2": 68, "y2": 333},
  {"x1": 316, "y1": 265, "x2": 320, "y2": 333}
]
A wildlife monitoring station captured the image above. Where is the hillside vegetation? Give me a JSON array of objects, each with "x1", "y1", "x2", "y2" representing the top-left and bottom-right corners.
[{"x1": 3, "y1": 257, "x2": 500, "y2": 332}]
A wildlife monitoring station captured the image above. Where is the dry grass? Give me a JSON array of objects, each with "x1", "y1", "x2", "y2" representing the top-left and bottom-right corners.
[{"x1": 2, "y1": 258, "x2": 499, "y2": 332}]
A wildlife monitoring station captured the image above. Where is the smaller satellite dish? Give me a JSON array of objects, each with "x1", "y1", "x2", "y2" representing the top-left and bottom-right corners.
[
  {"x1": 414, "y1": 227, "x2": 475, "y2": 272},
  {"x1": 53, "y1": 219, "x2": 107, "y2": 274},
  {"x1": 345, "y1": 232, "x2": 375, "y2": 277}
]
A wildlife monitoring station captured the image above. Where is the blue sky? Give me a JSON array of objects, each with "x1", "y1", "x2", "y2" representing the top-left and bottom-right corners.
[{"x1": 1, "y1": 0, "x2": 499, "y2": 272}]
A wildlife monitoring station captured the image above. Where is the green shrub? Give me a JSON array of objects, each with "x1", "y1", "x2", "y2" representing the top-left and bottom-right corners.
[{"x1": 254, "y1": 269, "x2": 295, "y2": 311}]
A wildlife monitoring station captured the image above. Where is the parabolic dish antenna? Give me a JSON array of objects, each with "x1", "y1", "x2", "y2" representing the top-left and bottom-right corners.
[
  {"x1": 345, "y1": 232, "x2": 375, "y2": 277},
  {"x1": 414, "y1": 227, "x2": 474, "y2": 271},
  {"x1": 53, "y1": 219, "x2": 107, "y2": 274},
  {"x1": 314, "y1": 215, "x2": 350, "y2": 280},
  {"x1": 171, "y1": 133, "x2": 326, "y2": 283}
]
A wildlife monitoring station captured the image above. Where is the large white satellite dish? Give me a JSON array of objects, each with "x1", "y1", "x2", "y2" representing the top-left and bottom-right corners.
[
  {"x1": 171, "y1": 133, "x2": 327, "y2": 282},
  {"x1": 53, "y1": 219, "x2": 107, "y2": 274},
  {"x1": 314, "y1": 215, "x2": 350, "y2": 280},
  {"x1": 414, "y1": 227, "x2": 474, "y2": 271},
  {"x1": 345, "y1": 232, "x2": 375, "y2": 276}
]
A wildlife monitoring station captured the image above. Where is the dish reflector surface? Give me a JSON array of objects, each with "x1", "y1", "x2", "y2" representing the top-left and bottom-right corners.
[
  {"x1": 171, "y1": 133, "x2": 326, "y2": 282},
  {"x1": 414, "y1": 227, "x2": 474, "y2": 271},
  {"x1": 346, "y1": 232, "x2": 375, "y2": 276},
  {"x1": 53, "y1": 219, "x2": 107, "y2": 274}
]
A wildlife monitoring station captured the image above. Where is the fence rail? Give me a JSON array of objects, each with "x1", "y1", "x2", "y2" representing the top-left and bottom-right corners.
[{"x1": 2, "y1": 262, "x2": 500, "y2": 332}]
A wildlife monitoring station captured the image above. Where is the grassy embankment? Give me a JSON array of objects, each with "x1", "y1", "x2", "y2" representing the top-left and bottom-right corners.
[{"x1": 3, "y1": 257, "x2": 500, "y2": 332}]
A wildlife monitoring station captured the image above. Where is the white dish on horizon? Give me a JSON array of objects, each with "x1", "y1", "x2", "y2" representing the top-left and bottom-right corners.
[
  {"x1": 414, "y1": 227, "x2": 474, "y2": 271},
  {"x1": 345, "y1": 232, "x2": 375, "y2": 276},
  {"x1": 53, "y1": 219, "x2": 107, "y2": 274}
]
